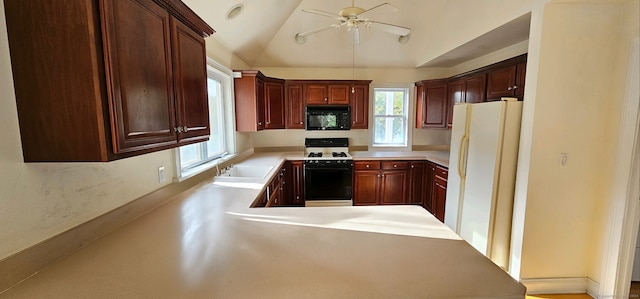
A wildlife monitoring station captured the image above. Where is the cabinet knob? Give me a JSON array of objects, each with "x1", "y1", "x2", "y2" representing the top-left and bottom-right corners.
[
  {"x1": 411, "y1": 165, "x2": 414, "y2": 168},
  {"x1": 513, "y1": 85, "x2": 518, "y2": 89},
  {"x1": 300, "y1": 122, "x2": 303, "y2": 125},
  {"x1": 324, "y1": 98, "x2": 328, "y2": 101},
  {"x1": 183, "y1": 126, "x2": 188, "y2": 132},
  {"x1": 393, "y1": 164, "x2": 397, "y2": 168},
  {"x1": 366, "y1": 165, "x2": 370, "y2": 168},
  {"x1": 258, "y1": 122, "x2": 262, "y2": 125},
  {"x1": 173, "y1": 127, "x2": 179, "y2": 133},
  {"x1": 296, "y1": 195, "x2": 299, "y2": 199},
  {"x1": 177, "y1": 127, "x2": 184, "y2": 133},
  {"x1": 266, "y1": 121, "x2": 270, "y2": 125},
  {"x1": 507, "y1": 87, "x2": 513, "y2": 91}
]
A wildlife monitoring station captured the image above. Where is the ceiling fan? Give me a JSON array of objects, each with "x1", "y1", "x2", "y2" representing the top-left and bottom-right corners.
[{"x1": 294, "y1": 1, "x2": 411, "y2": 45}]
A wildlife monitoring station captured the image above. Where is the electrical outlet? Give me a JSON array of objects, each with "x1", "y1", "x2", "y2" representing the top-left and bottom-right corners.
[
  {"x1": 158, "y1": 166, "x2": 166, "y2": 183},
  {"x1": 559, "y1": 153, "x2": 569, "y2": 168}
]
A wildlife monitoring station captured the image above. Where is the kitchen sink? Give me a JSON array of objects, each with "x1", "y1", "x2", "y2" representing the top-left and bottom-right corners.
[{"x1": 217, "y1": 165, "x2": 273, "y2": 179}]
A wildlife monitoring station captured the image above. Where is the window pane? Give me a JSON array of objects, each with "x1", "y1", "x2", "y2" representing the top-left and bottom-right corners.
[
  {"x1": 207, "y1": 77, "x2": 224, "y2": 157},
  {"x1": 374, "y1": 117, "x2": 405, "y2": 144},
  {"x1": 180, "y1": 144, "x2": 202, "y2": 169},
  {"x1": 374, "y1": 90, "x2": 405, "y2": 116}
]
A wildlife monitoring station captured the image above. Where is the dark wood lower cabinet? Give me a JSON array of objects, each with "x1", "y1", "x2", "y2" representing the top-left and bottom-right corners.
[
  {"x1": 426, "y1": 163, "x2": 449, "y2": 222},
  {"x1": 287, "y1": 160, "x2": 305, "y2": 206},
  {"x1": 408, "y1": 161, "x2": 427, "y2": 206},
  {"x1": 353, "y1": 161, "x2": 408, "y2": 205}
]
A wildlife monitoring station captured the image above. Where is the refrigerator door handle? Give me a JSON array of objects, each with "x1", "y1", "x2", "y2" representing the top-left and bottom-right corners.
[{"x1": 458, "y1": 136, "x2": 469, "y2": 179}]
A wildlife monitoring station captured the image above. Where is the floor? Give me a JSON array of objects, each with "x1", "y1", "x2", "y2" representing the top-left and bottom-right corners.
[{"x1": 525, "y1": 281, "x2": 640, "y2": 299}]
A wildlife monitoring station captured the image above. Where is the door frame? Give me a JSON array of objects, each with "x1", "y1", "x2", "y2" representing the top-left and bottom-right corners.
[{"x1": 599, "y1": 38, "x2": 640, "y2": 298}]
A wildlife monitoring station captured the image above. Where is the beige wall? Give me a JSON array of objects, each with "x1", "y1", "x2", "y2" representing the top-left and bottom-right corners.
[{"x1": 515, "y1": 0, "x2": 639, "y2": 288}]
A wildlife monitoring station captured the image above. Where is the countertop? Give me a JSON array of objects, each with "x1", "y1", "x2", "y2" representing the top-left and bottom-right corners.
[{"x1": 1, "y1": 152, "x2": 523, "y2": 298}]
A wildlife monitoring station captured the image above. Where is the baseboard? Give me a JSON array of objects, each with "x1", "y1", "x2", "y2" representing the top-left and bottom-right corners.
[
  {"x1": 587, "y1": 278, "x2": 600, "y2": 298},
  {"x1": 0, "y1": 167, "x2": 214, "y2": 293},
  {"x1": 522, "y1": 277, "x2": 597, "y2": 294}
]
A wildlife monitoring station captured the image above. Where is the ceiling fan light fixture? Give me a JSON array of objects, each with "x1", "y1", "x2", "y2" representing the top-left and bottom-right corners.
[
  {"x1": 225, "y1": 4, "x2": 244, "y2": 20},
  {"x1": 398, "y1": 34, "x2": 410, "y2": 44},
  {"x1": 295, "y1": 33, "x2": 307, "y2": 45}
]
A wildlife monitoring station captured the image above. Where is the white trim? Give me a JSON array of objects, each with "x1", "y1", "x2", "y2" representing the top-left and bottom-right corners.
[
  {"x1": 521, "y1": 277, "x2": 590, "y2": 294},
  {"x1": 599, "y1": 38, "x2": 640, "y2": 298},
  {"x1": 587, "y1": 278, "x2": 600, "y2": 299}
]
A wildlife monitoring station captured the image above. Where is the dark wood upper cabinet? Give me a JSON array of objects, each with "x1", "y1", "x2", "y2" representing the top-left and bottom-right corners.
[
  {"x1": 305, "y1": 83, "x2": 351, "y2": 105},
  {"x1": 234, "y1": 71, "x2": 266, "y2": 132},
  {"x1": 4, "y1": 0, "x2": 213, "y2": 162},
  {"x1": 447, "y1": 79, "x2": 465, "y2": 128},
  {"x1": 350, "y1": 84, "x2": 369, "y2": 129},
  {"x1": 486, "y1": 62, "x2": 526, "y2": 100},
  {"x1": 264, "y1": 79, "x2": 286, "y2": 129},
  {"x1": 416, "y1": 79, "x2": 448, "y2": 129},
  {"x1": 171, "y1": 16, "x2": 210, "y2": 143},
  {"x1": 285, "y1": 83, "x2": 305, "y2": 129},
  {"x1": 464, "y1": 74, "x2": 487, "y2": 104}
]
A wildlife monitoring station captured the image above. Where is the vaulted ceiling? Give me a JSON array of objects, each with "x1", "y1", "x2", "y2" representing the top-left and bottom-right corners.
[{"x1": 182, "y1": 0, "x2": 532, "y2": 68}]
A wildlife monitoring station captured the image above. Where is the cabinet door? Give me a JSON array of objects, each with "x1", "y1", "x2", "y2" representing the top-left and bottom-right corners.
[
  {"x1": 486, "y1": 65, "x2": 517, "y2": 100},
  {"x1": 464, "y1": 74, "x2": 486, "y2": 104},
  {"x1": 515, "y1": 62, "x2": 526, "y2": 97},
  {"x1": 419, "y1": 80, "x2": 448, "y2": 128},
  {"x1": 408, "y1": 162, "x2": 426, "y2": 205},
  {"x1": 423, "y1": 163, "x2": 435, "y2": 213},
  {"x1": 290, "y1": 161, "x2": 305, "y2": 206},
  {"x1": 447, "y1": 79, "x2": 465, "y2": 128},
  {"x1": 286, "y1": 84, "x2": 305, "y2": 129},
  {"x1": 350, "y1": 84, "x2": 369, "y2": 129},
  {"x1": 328, "y1": 84, "x2": 350, "y2": 105},
  {"x1": 353, "y1": 170, "x2": 380, "y2": 205},
  {"x1": 256, "y1": 79, "x2": 266, "y2": 130},
  {"x1": 264, "y1": 81, "x2": 285, "y2": 129},
  {"x1": 171, "y1": 17, "x2": 209, "y2": 142},
  {"x1": 380, "y1": 170, "x2": 407, "y2": 205},
  {"x1": 433, "y1": 176, "x2": 447, "y2": 222},
  {"x1": 306, "y1": 84, "x2": 327, "y2": 105},
  {"x1": 102, "y1": 0, "x2": 177, "y2": 153}
]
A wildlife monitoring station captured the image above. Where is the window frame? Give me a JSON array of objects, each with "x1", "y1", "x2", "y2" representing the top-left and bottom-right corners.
[
  {"x1": 174, "y1": 58, "x2": 237, "y2": 181},
  {"x1": 369, "y1": 85, "x2": 413, "y2": 150}
]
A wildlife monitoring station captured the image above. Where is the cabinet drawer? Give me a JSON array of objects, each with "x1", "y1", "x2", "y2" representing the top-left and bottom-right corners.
[
  {"x1": 382, "y1": 161, "x2": 408, "y2": 170},
  {"x1": 434, "y1": 165, "x2": 448, "y2": 179},
  {"x1": 434, "y1": 175, "x2": 447, "y2": 188},
  {"x1": 354, "y1": 161, "x2": 381, "y2": 170}
]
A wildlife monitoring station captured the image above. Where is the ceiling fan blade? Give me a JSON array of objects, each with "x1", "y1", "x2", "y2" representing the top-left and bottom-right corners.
[
  {"x1": 352, "y1": 27, "x2": 360, "y2": 45},
  {"x1": 361, "y1": 3, "x2": 398, "y2": 15},
  {"x1": 367, "y1": 21, "x2": 411, "y2": 36},
  {"x1": 302, "y1": 8, "x2": 345, "y2": 20},
  {"x1": 297, "y1": 24, "x2": 340, "y2": 37}
]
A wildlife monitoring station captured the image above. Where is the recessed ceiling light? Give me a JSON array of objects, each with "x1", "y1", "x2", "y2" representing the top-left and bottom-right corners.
[
  {"x1": 398, "y1": 34, "x2": 410, "y2": 44},
  {"x1": 226, "y1": 4, "x2": 243, "y2": 20},
  {"x1": 295, "y1": 33, "x2": 306, "y2": 45}
]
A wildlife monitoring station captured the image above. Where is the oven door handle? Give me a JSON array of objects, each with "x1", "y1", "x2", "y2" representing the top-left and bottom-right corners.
[{"x1": 305, "y1": 167, "x2": 353, "y2": 171}]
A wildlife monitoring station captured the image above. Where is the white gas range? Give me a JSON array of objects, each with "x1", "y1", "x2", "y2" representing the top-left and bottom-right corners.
[{"x1": 303, "y1": 138, "x2": 353, "y2": 207}]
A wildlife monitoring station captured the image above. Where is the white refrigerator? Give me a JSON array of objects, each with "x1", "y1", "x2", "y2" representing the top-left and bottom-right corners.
[{"x1": 444, "y1": 98, "x2": 522, "y2": 271}]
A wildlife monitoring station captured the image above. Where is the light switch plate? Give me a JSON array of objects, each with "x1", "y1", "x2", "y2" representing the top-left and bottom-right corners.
[{"x1": 158, "y1": 166, "x2": 166, "y2": 183}]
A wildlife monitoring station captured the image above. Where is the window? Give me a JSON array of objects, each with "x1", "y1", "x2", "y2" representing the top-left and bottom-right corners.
[
  {"x1": 176, "y1": 59, "x2": 236, "y2": 179},
  {"x1": 372, "y1": 87, "x2": 409, "y2": 147}
]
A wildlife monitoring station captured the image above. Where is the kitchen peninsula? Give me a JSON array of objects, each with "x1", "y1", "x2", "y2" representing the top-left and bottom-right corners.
[{"x1": 1, "y1": 152, "x2": 525, "y2": 298}]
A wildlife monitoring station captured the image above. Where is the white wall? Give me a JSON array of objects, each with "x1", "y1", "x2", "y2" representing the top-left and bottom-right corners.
[{"x1": 512, "y1": 0, "x2": 639, "y2": 289}]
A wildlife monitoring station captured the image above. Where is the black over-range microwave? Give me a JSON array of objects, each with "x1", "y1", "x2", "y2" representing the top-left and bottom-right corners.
[{"x1": 305, "y1": 106, "x2": 351, "y2": 130}]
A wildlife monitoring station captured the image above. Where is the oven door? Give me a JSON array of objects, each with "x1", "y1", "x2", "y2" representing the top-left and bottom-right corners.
[{"x1": 304, "y1": 163, "x2": 353, "y2": 201}]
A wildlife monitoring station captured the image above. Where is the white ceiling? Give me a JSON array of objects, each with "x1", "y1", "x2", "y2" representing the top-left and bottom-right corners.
[{"x1": 183, "y1": 0, "x2": 531, "y2": 68}]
